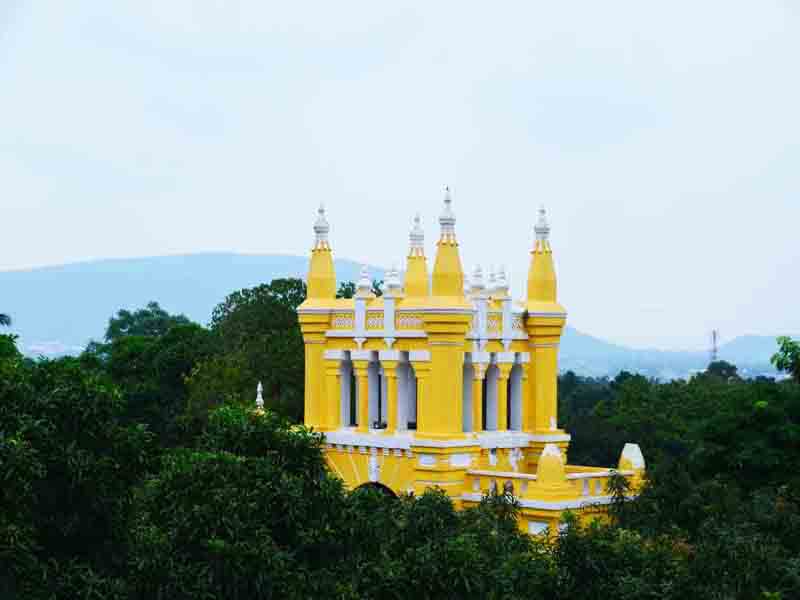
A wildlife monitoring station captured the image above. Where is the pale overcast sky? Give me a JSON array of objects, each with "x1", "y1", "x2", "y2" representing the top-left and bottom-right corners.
[{"x1": 1, "y1": 2, "x2": 798, "y2": 350}]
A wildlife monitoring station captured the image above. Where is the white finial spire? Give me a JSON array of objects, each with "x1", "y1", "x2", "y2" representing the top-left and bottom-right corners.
[
  {"x1": 385, "y1": 264, "x2": 402, "y2": 295},
  {"x1": 356, "y1": 265, "x2": 372, "y2": 297},
  {"x1": 313, "y1": 204, "x2": 330, "y2": 249},
  {"x1": 256, "y1": 381, "x2": 264, "y2": 411},
  {"x1": 471, "y1": 264, "x2": 485, "y2": 292},
  {"x1": 534, "y1": 206, "x2": 550, "y2": 243},
  {"x1": 409, "y1": 213, "x2": 425, "y2": 256},
  {"x1": 496, "y1": 265, "x2": 509, "y2": 295},
  {"x1": 439, "y1": 186, "x2": 456, "y2": 242}
]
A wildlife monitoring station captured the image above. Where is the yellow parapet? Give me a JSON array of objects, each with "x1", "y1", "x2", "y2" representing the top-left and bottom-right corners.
[{"x1": 295, "y1": 192, "x2": 643, "y2": 532}]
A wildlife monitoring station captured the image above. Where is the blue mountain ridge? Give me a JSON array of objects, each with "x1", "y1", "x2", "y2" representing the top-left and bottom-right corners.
[{"x1": 0, "y1": 254, "x2": 782, "y2": 379}]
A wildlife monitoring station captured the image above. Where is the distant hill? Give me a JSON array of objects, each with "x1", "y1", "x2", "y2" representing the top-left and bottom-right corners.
[
  {"x1": 0, "y1": 254, "x2": 784, "y2": 378},
  {"x1": 1, "y1": 254, "x2": 376, "y2": 354}
]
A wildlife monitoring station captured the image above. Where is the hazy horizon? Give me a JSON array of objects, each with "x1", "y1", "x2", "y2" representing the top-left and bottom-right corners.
[{"x1": 2, "y1": 2, "x2": 798, "y2": 350}]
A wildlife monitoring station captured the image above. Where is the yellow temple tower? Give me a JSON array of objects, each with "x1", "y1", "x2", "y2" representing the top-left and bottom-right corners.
[{"x1": 297, "y1": 191, "x2": 645, "y2": 535}]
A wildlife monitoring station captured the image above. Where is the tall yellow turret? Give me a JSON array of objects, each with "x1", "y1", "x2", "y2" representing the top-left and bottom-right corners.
[
  {"x1": 404, "y1": 214, "x2": 429, "y2": 299},
  {"x1": 527, "y1": 207, "x2": 562, "y2": 312},
  {"x1": 431, "y1": 187, "x2": 466, "y2": 300},
  {"x1": 299, "y1": 205, "x2": 336, "y2": 427},
  {"x1": 525, "y1": 207, "x2": 566, "y2": 436},
  {"x1": 307, "y1": 205, "x2": 336, "y2": 301}
]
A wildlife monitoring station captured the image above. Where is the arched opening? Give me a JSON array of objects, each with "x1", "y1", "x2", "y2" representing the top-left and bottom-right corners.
[
  {"x1": 485, "y1": 363, "x2": 499, "y2": 431},
  {"x1": 340, "y1": 352, "x2": 356, "y2": 427},
  {"x1": 368, "y1": 359, "x2": 381, "y2": 429},
  {"x1": 509, "y1": 362, "x2": 523, "y2": 431},
  {"x1": 462, "y1": 359, "x2": 474, "y2": 432},
  {"x1": 355, "y1": 482, "x2": 398, "y2": 498},
  {"x1": 405, "y1": 362, "x2": 418, "y2": 430}
]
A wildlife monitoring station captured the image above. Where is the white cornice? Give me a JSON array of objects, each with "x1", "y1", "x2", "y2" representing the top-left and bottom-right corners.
[{"x1": 461, "y1": 493, "x2": 624, "y2": 510}]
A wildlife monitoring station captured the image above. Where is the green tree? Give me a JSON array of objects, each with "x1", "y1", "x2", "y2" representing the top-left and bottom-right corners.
[
  {"x1": 0, "y1": 354, "x2": 155, "y2": 596},
  {"x1": 772, "y1": 336, "x2": 800, "y2": 383},
  {"x1": 0, "y1": 334, "x2": 20, "y2": 360},
  {"x1": 102, "y1": 323, "x2": 214, "y2": 444},
  {"x1": 705, "y1": 359, "x2": 739, "y2": 380},
  {"x1": 336, "y1": 279, "x2": 383, "y2": 298},
  {"x1": 104, "y1": 301, "x2": 190, "y2": 342},
  {"x1": 0, "y1": 313, "x2": 10, "y2": 327},
  {"x1": 372, "y1": 279, "x2": 384, "y2": 297},
  {"x1": 336, "y1": 281, "x2": 356, "y2": 299},
  {"x1": 187, "y1": 278, "x2": 307, "y2": 423}
]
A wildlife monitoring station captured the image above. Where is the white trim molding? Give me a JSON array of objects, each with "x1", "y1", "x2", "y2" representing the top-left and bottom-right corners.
[
  {"x1": 461, "y1": 493, "x2": 623, "y2": 510},
  {"x1": 528, "y1": 432, "x2": 572, "y2": 443},
  {"x1": 408, "y1": 350, "x2": 431, "y2": 362}
]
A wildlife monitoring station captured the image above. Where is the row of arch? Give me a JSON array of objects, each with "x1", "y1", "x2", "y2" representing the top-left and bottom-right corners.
[{"x1": 337, "y1": 351, "x2": 525, "y2": 433}]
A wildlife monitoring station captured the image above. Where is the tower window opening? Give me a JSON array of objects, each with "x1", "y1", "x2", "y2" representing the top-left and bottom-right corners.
[{"x1": 481, "y1": 377, "x2": 488, "y2": 431}]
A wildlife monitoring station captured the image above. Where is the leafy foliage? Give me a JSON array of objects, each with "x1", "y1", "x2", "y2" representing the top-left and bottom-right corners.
[
  {"x1": 705, "y1": 359, "x2": 739, "y2": 380},
  {"x1": 0, "y1": 350, "x2": 155, "y2": 596},
  {"x1": 104, "y1": 301, "x2": 191, "y2": 342},
  {"x1": 336, "y1": 279, "x2": 383, "y2": 298},
  {"x1": 5, "y1": 289, "x2": 800, "y2": 599},
  {"x1": 772, "y1": 336, "x2": 800, "y2": 383},
  {"x1": 187, "y1": 278, "x2": 307, "y2": 423}
]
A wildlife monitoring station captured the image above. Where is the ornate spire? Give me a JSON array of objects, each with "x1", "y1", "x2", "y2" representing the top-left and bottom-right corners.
[
  {"x1": 439, "y1": 186, "x2": 456, "y2": 243},
  {"x1": 471, "y1": 264, "x2": 485, "y2": 293},
  {"x1": 487, "y1": 266, "x2": 497, "y2": 293},
  {"x1": 527, "y1": 206, "x2": 559, "y2": 306},
  {"x1": 356, "y1": 265, "x2": 372, "y2": 297},
  {"x1": 256, "y1": 381, "x2": 264, "y2": 411},
  {"x1": 313, "y1": 204, "x2": 330, "y2": 249},
  {"x1": 534, "y1": 206, "x2": 550, "y2": 244},
  {"x1": 409, "y1": 213, "x2": 425, "y2": 257},
  {"x1": 306, "y1": 203, "x2": 336, "y2": 299},
  {"x1": 385, "y1": 264, "x2": 402, "y2": 295},
  {"x1": 496, "y1": 265, "x2": 509, "y2": 296}
]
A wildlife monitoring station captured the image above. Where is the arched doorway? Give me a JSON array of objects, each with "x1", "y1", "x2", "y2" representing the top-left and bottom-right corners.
[{"x1": 354, "y1": 482, "x2": 398, "y2": 498}]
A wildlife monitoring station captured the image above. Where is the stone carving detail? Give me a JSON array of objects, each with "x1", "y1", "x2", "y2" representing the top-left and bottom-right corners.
[
  {"x1": 368, "y1": 455, "x2": 380, "y2": 482},
  {"x1": 511, "y1": 315, "x2": 524, "y2": 332},
  {"x1": 331, "y1": 312, "x2": 355, "y2": 329},
  {"x1": 396, "y1": 313, "x2": 424, "y2": 330},
  {"x1": 487, "y1": 313, "x2": 502, "y2": 333}
]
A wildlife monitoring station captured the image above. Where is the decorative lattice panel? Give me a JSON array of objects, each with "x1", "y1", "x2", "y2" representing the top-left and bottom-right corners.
[
  {"x1": 396, "y1": 312, "x2": 424, "y2": 330},
  {"x1": 331, "y1": 312, "x2": 355, "y2": 329}
]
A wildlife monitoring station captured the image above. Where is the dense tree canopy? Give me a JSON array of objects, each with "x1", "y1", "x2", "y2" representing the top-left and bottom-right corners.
[
  {"x1": 186, "y1": 278, "x2": 307, "y2": 424},
  {"x1": 2, "y1": 283, "x2": 799, "y2": 599},
  {"x1": 104, "y1": 301, "x2": 191, "y2": 342},
  {"x1": 772, "y1": 336, "x2": 800, "y2": 383}
]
